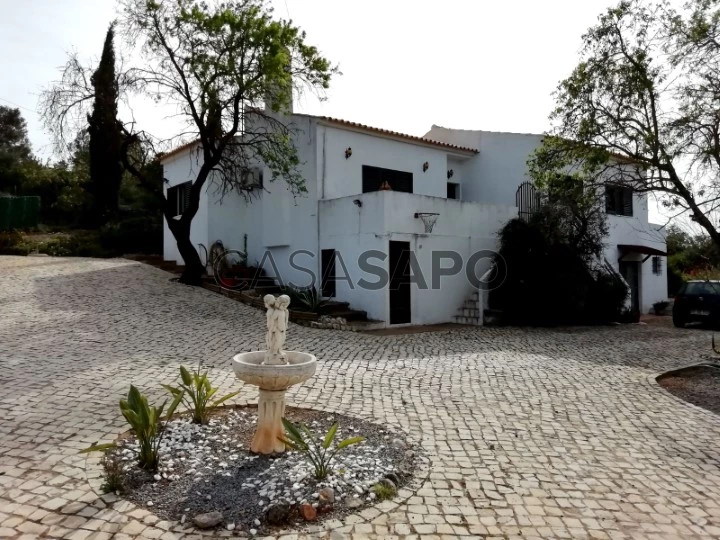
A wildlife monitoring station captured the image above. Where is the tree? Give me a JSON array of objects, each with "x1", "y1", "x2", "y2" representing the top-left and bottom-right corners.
[
  {"x1": 87, "y1": 24, "x2": 123, "y2": 225},
  {"x1": 42, "y1": 0, "x2": 335, "y2": 284},
  {"x1": 530, "y1": 0, "x2": 720, "y2": 248},
  {"x1": 0, "y1": 106, "x2": 33, "y2": 194}
]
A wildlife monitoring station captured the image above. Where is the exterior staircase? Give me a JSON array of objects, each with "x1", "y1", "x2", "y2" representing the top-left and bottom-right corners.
[{"x1": 453, "y1": 290, "x2": 483, "y2": 326}]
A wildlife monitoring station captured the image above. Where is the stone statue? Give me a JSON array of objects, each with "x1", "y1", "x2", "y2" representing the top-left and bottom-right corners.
[{"x1": 263, "y1": 294, "x2": 290, "y2": 365}]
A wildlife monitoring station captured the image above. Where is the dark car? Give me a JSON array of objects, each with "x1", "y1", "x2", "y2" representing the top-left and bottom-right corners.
[{"x1": 673, "y1": 280, "x2": 720, "y2": 327}]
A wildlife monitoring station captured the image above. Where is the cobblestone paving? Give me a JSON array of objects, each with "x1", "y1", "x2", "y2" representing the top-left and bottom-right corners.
[{"x1": 2, "y1": 256, "x2": 720, "y2": 540}]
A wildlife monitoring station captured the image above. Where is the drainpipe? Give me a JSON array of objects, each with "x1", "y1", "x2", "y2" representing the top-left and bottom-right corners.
[{"x1": 316, "y1": 126, "x2": 326, "y2": 291}]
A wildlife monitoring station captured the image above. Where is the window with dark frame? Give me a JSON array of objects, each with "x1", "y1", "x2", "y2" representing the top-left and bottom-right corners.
[
  {"x1": 447, "y1": 182, "x2": 459, "y2": 200},
  {"x1": 167, "y1": 181, "x2": 192, "y2": 218},
  {"x1": 362, "y1": 165, "x2": 413, "y2": 193},
  {"x1": 652, "y1": 256, "x2": 662, "y2": 276},
  {"x1": 605, "y1": 185, "x2": 633, "y2": 216}
]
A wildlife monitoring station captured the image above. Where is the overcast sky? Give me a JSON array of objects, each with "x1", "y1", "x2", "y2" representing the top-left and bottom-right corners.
[{"x1": 1, "y1": 0, "x2": 627, "y2": 159}]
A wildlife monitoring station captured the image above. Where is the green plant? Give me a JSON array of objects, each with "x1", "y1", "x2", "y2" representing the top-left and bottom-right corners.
[
  {"x1": 280, "y1": 419, "x2": 365, "y2": 480},
  {"x1": 372, "y1": 481, "x2": 397, "y2": 501},
  {"x1": 280, "y1": 285, "x2": 328, "y2": 314},
  {"x1": 120, "y1": 385, "x2": 179, "y2": 470},
  {"x1": 100, "y1": 453, "x2": 124, "y2": 493},
  {"x1": 162, "y1": 364, "x2": 240, "y2": 424},
  {"x1": 81, "y1": 385, "x2": 181, "y2": 472},
  {"x1": 653, "y1": 300, "x2": 670, "y2": 315}
]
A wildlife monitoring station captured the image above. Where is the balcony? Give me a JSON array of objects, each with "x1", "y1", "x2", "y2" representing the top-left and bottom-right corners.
[{"x1": 318, "y1": 190, "x2": 516, "y2": 238}]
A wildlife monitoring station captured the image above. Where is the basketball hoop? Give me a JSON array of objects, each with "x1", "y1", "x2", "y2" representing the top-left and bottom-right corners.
[{"x1": 414, "y1": 212, "x2": 439, "y2": 233}]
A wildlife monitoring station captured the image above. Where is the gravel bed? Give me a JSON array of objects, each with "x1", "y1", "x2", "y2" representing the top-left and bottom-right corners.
[
  {"x1": 108, "y1": 406, "x2": 418, "y2": 534},
  {"x1": 658, "y1": 364, "x2": 720, "y2": 415}
]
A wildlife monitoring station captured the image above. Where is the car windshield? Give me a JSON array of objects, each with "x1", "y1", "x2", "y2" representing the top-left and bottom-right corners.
[{"x1": 684, "y1": 282, "x2": 720, "y2": 295}]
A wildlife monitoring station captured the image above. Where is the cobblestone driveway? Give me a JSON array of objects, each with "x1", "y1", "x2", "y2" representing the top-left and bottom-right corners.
[{"x1": 2, "y1": 256, "x2": 720, "y2": 540}]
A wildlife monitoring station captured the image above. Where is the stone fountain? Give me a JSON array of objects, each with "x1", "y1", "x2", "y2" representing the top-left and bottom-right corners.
[{"x1": 231, "y1": 294, "x2": 317, "y2": 454}]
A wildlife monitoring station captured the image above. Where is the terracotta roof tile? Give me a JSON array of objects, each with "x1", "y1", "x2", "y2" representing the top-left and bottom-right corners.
[
  {"x1": 315, "y1": 116, "x2": 478, "y2": 153},
  {"x1": 159, "y1": 114, "x2": 479, "y2": 162}
]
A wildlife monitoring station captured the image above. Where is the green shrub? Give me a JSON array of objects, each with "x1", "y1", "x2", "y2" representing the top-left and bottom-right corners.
[
  {"x1": 100, "y1": 216, "x2": 162, "y2": 255},
  {"x1": 81, "y1": 385, "x2": 181, "y2": 472},
  {"x1": 0, "y1": 230, "x2": 31, "y2": 255},
  {"x1": 585, "y1": 271, "x2": 628, "y2": 323},
  {"x1": 372, "y1": 480, "x2": 397, "y2": 501},
  {"x1": 279, "y1": 285, "x2": 328, "y2": 313},
  {"x1": 162, "y1": 364, "x2": 240, "y2": 424},
  {"x1": 280, "y1": 419, "x2": 365, "y2": 480},
  {"x1": 119, "y1": 385, "x2": 181, "y2": 471},
  {"x1": 489, "y1": 217, "x2": 628, "y2": 325}
]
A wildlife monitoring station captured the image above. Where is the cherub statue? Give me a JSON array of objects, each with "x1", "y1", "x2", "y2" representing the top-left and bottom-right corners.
[{"x1": 263, "y1": 294, "x2": 291, "y2": 365}]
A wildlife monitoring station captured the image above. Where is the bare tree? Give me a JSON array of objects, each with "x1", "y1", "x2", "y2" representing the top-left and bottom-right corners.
[
  {"x1": 530, "y1": 0, "x2": 720, "y2": 248},
  {"x1": 42, "y1": 0, "x2": 335, "y2": 284}
]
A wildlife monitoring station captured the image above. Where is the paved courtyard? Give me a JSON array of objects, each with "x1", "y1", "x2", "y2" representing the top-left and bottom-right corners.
[{"x1": 2, "y1": 256, "x2": 720, "y2": 539}]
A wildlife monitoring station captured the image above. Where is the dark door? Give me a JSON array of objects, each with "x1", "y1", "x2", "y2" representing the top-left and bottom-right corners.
[
  {"x1": 389, "y1": 241, "x2": 411, "y2": 324},
  {"x1": 619, "y1": 261, "x2": 640, "y2": 312},
  {"x1": 320, "y1": 249, "x2": 336, "y2": 298}
]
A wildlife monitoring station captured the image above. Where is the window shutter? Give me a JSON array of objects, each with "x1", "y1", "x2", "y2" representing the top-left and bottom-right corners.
[
  {"x1": 167, "y1": 185, "x2": 179, "y2": 217},
  {"x1": 605, "y1": 187, "x2": 614, "y2": 213},
  {"x1": 623, "y1": 188, "x2": 633, "y2": 216},
  {"x1": 182, "y1": 182, "x2": 192, "y2": 214}
]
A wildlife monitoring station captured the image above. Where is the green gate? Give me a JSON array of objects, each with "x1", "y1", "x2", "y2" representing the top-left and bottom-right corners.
[{"x1": 0, "y1": 196, "x2": 41, "y2": 230}]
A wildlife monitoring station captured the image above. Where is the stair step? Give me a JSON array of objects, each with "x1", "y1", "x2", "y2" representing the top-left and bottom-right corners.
[
  {"x1": 324, "y1": 309, "x2": 368, "y2": 321},
  {"x1": 322, "y1": 301, "x2": 351, "y2": 313}
]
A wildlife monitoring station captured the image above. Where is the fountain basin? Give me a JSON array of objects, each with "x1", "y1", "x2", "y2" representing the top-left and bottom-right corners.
[
  {"x1": 232, "y1": 351, "x2": 317, "y2": 390},
  {"x1": 231, "y1": 351, "x2": 317, "y2": 454}
]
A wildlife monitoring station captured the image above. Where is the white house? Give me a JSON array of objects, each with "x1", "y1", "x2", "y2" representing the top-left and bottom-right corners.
[{"x1": 160, "y1": 112, "x2": 667, "y2": 326}]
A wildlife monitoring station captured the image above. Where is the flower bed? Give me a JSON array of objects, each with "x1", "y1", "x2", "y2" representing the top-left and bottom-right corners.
[{"x1": 104, "y1": 406, "x2": 419, "y2": 535}]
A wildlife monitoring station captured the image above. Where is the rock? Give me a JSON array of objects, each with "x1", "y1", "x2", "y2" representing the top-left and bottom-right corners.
[
  {"x1": 300, "y1": 502, "x2": 317, "y2": 521},
  {"x1": 346, "y1": 496, "x2": 363, "y2": 509},
  {"x1": 193, "y1": 511, "x2": 223, "y2": 529},
  {"x1": 318, "y1": 487, "x2": 335, "y2": 504},
  {"x1": 385, "y1": 472, "x2": 401, "y2": 485},
  {"x1": 378, "y1": 478, "x2": 397, "y2": 492},
  {"x1": 265, "y1": 503, "x2": 291, "y2": 526}
]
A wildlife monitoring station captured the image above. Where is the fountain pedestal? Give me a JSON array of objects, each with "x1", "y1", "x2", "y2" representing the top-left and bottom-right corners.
[
  {"x1": 232, "y1": 350, "x2": 317, "y2": 454},
  {"x1": 253, "y1": 389, "x2": 287, "y2": 454},
  {"x1": 231, "y1": 294, "x2": 317, "y2": 454}
]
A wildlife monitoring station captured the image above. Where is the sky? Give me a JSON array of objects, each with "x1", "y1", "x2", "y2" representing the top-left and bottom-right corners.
[
  {"x1": 1, "y1": 0, "x2": 623, "y2": 158},
  {"x1": 0, "y1": 0, "x2": 678, "y2": 225}
]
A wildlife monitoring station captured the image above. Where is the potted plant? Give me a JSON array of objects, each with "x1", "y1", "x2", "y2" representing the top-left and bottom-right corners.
[{"x1": 653, "y1": 300, "x2": 670, "y2": 315}]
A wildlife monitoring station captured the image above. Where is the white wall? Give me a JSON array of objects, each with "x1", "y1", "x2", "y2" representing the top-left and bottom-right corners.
[
  {"x1": 162, "y1": 145, "x2": 210, "y2": 264},
  {"x1": 319, "y1": 124, "x2": 466, "y2": 200},
  {"x1": 425, "y1": 125, "x2": 669, "y2": 313},
  {"x1": 319, "y1": 191, "x2": 517, "y2": 324},
  {"x1": 203, "y1": 114, "x2": 320, "y2": 287}
]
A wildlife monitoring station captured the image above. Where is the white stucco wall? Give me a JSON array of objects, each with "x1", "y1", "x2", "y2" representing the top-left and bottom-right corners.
[
  {"x1": 317, "y1": 124, "x2": 472, "y2": 200},
  {"x1": 162, "y1": 145, "x2": 210, "y2": 264},
  {"x1": 319, "y1": 191, "x2": 517, "y2": 324},
  {"x1": 202, "y1": 114, "x2": 320, "y2": 287},
  {"x1": 425, "y1": 125, "x2": 669, "y2": 313}
]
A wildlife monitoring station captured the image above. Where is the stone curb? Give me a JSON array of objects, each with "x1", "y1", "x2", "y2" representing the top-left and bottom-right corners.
[
  {"x1": 647, "y1": 362, "x2": 720, "y2": 422},
  {"x1": 83, "y1": 403, "x2": 431, "y2": 538}
]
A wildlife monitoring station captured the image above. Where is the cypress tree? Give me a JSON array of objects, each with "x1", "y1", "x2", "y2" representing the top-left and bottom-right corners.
[{"x1": 87, "y1": 23, "x2": 122, "y2": 225}]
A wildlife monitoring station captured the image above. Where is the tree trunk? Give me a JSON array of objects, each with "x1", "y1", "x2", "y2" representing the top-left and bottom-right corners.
[{"x1": 167, "y1": 219, "x2": 204, "y2": 285}]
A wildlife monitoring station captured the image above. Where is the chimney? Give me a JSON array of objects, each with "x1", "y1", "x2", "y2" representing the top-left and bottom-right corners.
[{"x1": 264, "y1": 47, "x2": 293, "y2": 114}]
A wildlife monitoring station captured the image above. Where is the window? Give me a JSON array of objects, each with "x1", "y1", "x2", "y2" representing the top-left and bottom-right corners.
[
  {"x1": 241, "y1": 168, "x2": 264, "y2": 190},
  {"x1": 684, "y1": 281, "x2": 720, "y2": 295},
  {"x1": 167, "y1": 181, "x2": 192, "y2": 218},
  {"x1": 321, "y1": 249, "x2": 336, "y2": 298},
  {"x1": 652, "y1": 256, "x2": 662, "y2": 276},
  {"x1": 605, "y1": 185, "x2": 633, "y2": 216},
  {"x1": 362, "y1": 165, "x2": 413, "y2": 193},
  {"x1": 447, "y1": 182, "x2": 459, "y2": 200}
]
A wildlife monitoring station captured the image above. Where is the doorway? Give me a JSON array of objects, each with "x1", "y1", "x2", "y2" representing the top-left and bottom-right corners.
[
  {"x1": 389, "y1": 241, "x2": 411, "y2": 324},
  {"x1": 619, "y1": 261, "x2": 640, "y2": 313}
]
